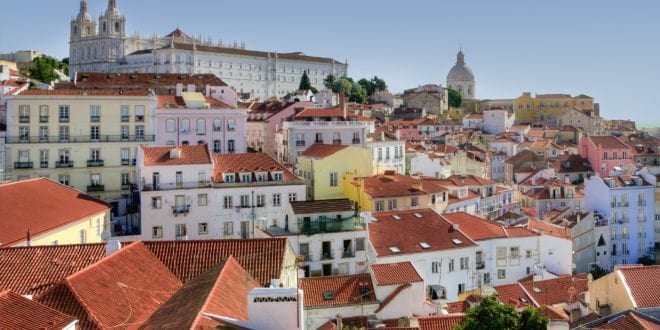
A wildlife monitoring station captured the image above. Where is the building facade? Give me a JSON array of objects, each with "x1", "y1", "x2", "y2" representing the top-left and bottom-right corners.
[
  {"x1": 514, "y1": 92, "x2": 597, "y2": 124},
  {"x1": 446, "y1": 50, "x2": 476, "y2": 100}
]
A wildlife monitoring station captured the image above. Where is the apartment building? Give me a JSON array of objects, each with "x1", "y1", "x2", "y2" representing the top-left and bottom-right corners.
[
  {"x1": 245, "y1": 100, "x2": 313, "y2": 156},
  {"x1": 579, "y1": 135, "x2": 634, "y2": 176}
]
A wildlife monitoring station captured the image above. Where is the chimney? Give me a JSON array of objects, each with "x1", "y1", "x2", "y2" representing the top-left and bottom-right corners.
[
  {"x1": 396, "y1": 130, "x2": 401, "y2": 141},
  {"x1": 175, "y1": 83, "x2": 183, "y2": 96},
  {"x1": 336, "y1": 314, "x2": 343, "y2": 330},
  {"x1": 452, "y1": 223, "x2": 460, "y2": 231},
  {"x1": 269, "y1": 279, "x2": 281, "y2": 288},
  {"x1": 339, "y1": 91, "x2": 346, "y2": 119},
  {"x1": 105, "y1": 240, "x2": 122, "y2": 257},
  {"x1": 380, "y1": 131, "x2": 385, "y2": 141},
  {"x1": 26, "y1": 229, "x2": 31, "y2": 247}
]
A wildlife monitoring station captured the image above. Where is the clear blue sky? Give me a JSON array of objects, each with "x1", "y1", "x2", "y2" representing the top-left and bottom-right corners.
[{"x1": 1, "y1": 0, "x2": 659, "y2": 127}]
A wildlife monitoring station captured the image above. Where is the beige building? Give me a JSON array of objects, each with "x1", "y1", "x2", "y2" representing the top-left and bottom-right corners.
[
  {"x1": 588, "y1": 265, "x2": 660, "y2": 316},
  {"x1": 514, "y1": 92, "x2": 598, "y2": 123},
  {"x1": 5, "y1": 89, "x2": 156, "y2": 201}
]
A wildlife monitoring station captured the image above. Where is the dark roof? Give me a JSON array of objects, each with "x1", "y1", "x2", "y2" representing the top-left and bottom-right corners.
[
  {"x1": 74, "y1": 72, "x2": 227, "y2": 87},
  {"x1": 290, "y1": 198, "x2": 354, "y2": 214}
]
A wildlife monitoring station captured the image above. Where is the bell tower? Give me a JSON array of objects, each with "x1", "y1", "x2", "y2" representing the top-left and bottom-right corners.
[
  {"x1": 99, "y1": 0, "x2": 125, "y2": 37},
  {"x1": 70, "y1": 0, "x2": 96, "y2": 40}
]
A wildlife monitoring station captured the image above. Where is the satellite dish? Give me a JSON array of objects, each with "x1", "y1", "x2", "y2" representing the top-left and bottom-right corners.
[{"x1": 101, "y1": 231, "x2": 111, "y2": 241}]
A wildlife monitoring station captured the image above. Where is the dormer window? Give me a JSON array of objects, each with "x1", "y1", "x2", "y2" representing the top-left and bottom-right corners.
[
  {"x1": 224, "y1": 173, "x2": 235, "y2": 183},
  {"x1": 240, "y1": 173, "x2": 252, "y2": 182},
  {"x1": 255, "y1": 172, "x2": 267, "y2": 182},
  {"x1": 272, "y1": 172, "x2": 283, "y2": 181}
]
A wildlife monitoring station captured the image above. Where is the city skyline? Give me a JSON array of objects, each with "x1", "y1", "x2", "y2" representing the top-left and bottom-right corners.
[{"x1": 1, "y1": 0, "x2": 659, "y2": 127}]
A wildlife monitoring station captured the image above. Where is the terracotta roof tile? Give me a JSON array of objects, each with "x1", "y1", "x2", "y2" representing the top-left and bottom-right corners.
[
  {"x1": 290, "y1": 198, "x2": 354, "y2": 214},
  {"x1": 541, "y1": 305, "x2": 569, "y2": 321},
  {"x1": 360, "y1": 173, "x2": 427, "y2": 198},
  {"x1": 493, "y1": 283, "x2": 535, "y2": 308},
  {"x1": 212, "y1": 153, "x2": 299, "y2": 183},
  {"x1": 371, "y1": 262, "x2": 423, "y2": 285},
  {"x1": 369, "y1": 209, "x2": 476, "y2": 256},
  {"x1": 142, "y1": 144, "x2": 212, "y2": 166},
  {"x1": 599, "y1": 311, "x2": 660, "y2": 329},
  {"x1": 526, "y1": 219, "x2": 571, "y2": 239},
  {"x1": 418, "y1": 315, "x2": 466, "y2": 330},
  {"x1": 519, "y1": 273, "x2": 588, "y2": 306},
  {"x1": 442, "y1": 212, "x2": 508, "y2": 240},
  {"x1": 18, "y1": 89, "x2": 151, "y2": 96},
  {"x1": 0, "y1": 178, "x2": 109, "y2": 247},
  {"x1": 0, "y1": 243, "x2": 106, "y2": 297},
  {"x1": 300, "y1": 143, "x2": 349, "y2": 159},
  {"x1": 148, "y1": 43, "x2": 339, "y2": 64},
  {"x1": 74, "y1": 72, "x2": 227, "y2": 88},
  {"x1": 0, "y1": 290, "x2": 77, "y2": 329},
  {"x1": 299, "y1": 274, "x2": 376, "y2": 308},
  {"x1": 36, "y1": 241, "x2": 182, "y2": 329},
  {"x1": 445, "y1": 301, "x2": 469, "y2": 313},
  {"x1": 143, "y1": 238, "x2": 289, "y2": 286},
  {"x1": 619, "y1": 265, "x2": 660, "y2": 308},
  {"x1": 585, "y1": 136, "x2": 632, "y2": 150},
  {"x1": 141, "y1": 256, "x2": 259, "y2": 329}
]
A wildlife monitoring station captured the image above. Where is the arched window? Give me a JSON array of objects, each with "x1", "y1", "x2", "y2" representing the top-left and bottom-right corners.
[
  {"x1": 85, "y1": 26, "x2": 90, "y2": 35},
  {"x1": 166, "y1": 119, "x2": 175, "y2": 132},
  {"x1": 197, "y1": 119, "x2": 206, "y2": 135},
  {"x1": 114, "y1": 22, "x2": 120, "y2": 33},
  {"x1": 181, "y1": 119, "x2": 190, "y2": 133},
  {"x1": 227, "y1": 119, "x2": 236, "y2": 131},
  {"x1": 103, "y1": 22, "x2": 107, "y2": 32},
  {"x1": 213, "y1": 119, "x2": 222, "y2": 131}
]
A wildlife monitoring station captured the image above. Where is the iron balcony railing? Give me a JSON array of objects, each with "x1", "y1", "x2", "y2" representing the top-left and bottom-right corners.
[
  {"x1": 14, "y1": 161, "x2": 33, "y2": 169},
  {"x1": 55, "y1": 161, "x2": 74, "y2": 168},
  {"x1": 19, "y1": 116, "x2": 29, "y2": 123},
  {"x1": 172, "y1": 205, "x2": 191, "y2": 216},
  {"x1": 87, "y1": 185, "x2": 105, "y2": 192},
  {"x1": 39, "y1": 116, "x2": 48, "y2": 123},
  {"x1": 6, "y1": 134, "x2": 155, "y2": 144},
  {"x1": 142, "y1": 180, "x2": 212, "y2": 191},
  {"x1": 320, "y1": 251, "x2": 333, "y2": 260},
  {"x1": 87, "y1": 160, "x2": 104, "y2": 167},
  {"x1": 298, "y1": 216, "x2": 365, "y2": 236}
]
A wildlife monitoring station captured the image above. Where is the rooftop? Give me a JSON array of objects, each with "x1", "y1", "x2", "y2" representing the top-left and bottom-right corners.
[
  {"x1": 74, "y1": 72, "x2": 227, "y2": 87},
  {"x1": 519, "y1": 273, "x2": 588, "y2": 306},
  {"x1": 299, "y1": 274, "x2": 377, "y2": 308},
  {"x1": 212, "y1": 153, "x2": 299, "y2": 183},
  {"x1": 290, "y1": 198, "x2": 354, "y2": 215},
  {"x1": 0, "y1": 290, "x2": 77, "y2": 330},
  {"x1": 619, "y1": 265, "x2": 660, "y2": 308},
  {"x1": 371, "y1": 262, "x2": 423, "y2": 285},
  {"x1": 360, "y1": 173, "x2": 428, "y2": 198},
  {"x1": 17, "y1": 89, "x2": 152, "y2": 96},
  {"x1": 142, "y1": 144, "x2": 212, "y2": 166},
  {"x1": 0, "y1": 178, "x2": 109, "y2": 247},
  {"x1": 586, "y1": 136, "x2": 631, "y2": 150},
  {"x1": 299, "y1": 143, "x2": 349, "y2": 159}
]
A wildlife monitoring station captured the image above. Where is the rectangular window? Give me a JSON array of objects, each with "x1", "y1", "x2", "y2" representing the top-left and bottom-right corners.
[
  {"x1": 411, "y1": 196, "x2": 419, "y2": 207},
  {"x1": 510, "y1": 246, "x2": 520, "y2": 258},
  {"x1": 152, "y1": 226, "x2": 163, "y2": 238},
  {"x1": 175, "y1": 224, "x2": 186, "y2": 240},
  {"x1": 498, "y1": 269, "x2": 506, "y2": 279},
  {"x1": 198, "y1": 193, "x2": 208, "y2": 206},
  {"x1": 448, "y1": 259, "x2": 455, "y2": 272},
  {"x1": 375, "y1": 200, "x2": 385, "y2": 212},
  {"x1": 288, "y1": 193, "x2": 297, "y2": 202},
  {"x1": 197, "y1": 119, "x2": 206, "y2": 135},
  {"x1": 90, "y1": 105, "x2": 100, "y2": 122},
  {"x1": 18, "y1": 105, "x2": 30, "y2": 122},
  {"x1": 525, "y1": 249, "x2": 532, "y2": 258},
  {"x1": 59, "y1": 105, "x2": 69, "y2": 122},
  {"x1": 458, "y1": 283, "x2": 465, "y2": 294},
  {"x1": 460, "y1": 257, "x2": 469, "y2": 270},
  {"x1": 121, "y1": 105, "x2": 129, "y2": 122},
  {"x1": 58, "y1": 174, "x2": 70, "y2": 186},
  {"x1": 90, "y1": 126, "x2": 100, "y2": 141},
  {"x1": 19, "y1": 126, "x2": 29, "y2": 142},
  {"x1": 198, "y1": 222, "x2": 208, "y2": 234},
  {"x1": 432, "y1": 261, "x2": 440, "y2": 274},
  {"x1": 135, "y1": 105, "x2": 145, "y2": 121},
  {"x1": 329, "y1": 171, "x2": 338, "y2": 187},
  {"x1": 355, "y1": 238, "x2": 365, "y2": 251},
  {"x1": 223, "y1": 222, "x2": 234, "y2": 236},
  {"x1": 223, "y1": 196, "x2": 233, "y2": 209},
  {"x1": 240, "y1": 194, "x2": 250, "y2": 208},
  {"x1": 272, "y1": 193, "x2": 281, "y2": 206},
  {"x1": 387, "y1": 199, "x2": 397, "y2": 210},
  {"x1": 39, "y1": 126, "x2": 48, "y2": 142},
  {"x1": 120, "y1": 125, "x2": 129, "y2": 141},
  {"x1": 121, "y1": 172, "x2": 130, "y2": 186},
  {"x1": 121, "y1": 148, "x2": 130, "y2": 165},
  {"x1": 256, "y1": 194, "x2": 265, "y2": 207},
  {"x1": 39, "y1": 149, "x2": 48, "y2": 168},
  {"x1": 39, "y1": 105, "x2": 48, "y2": 122},
  {"x1": 152, "y1": 197, "x2": 162, "y2": 209},
  {"x1": 484, "y1": 273, "x2": 491, "y2": 284},
  {"x1": 496, "y1": 247, "x2": 506, "y2": 260},
  {"x1": 135, "y1": 125, "x2": 145, "y2": 141}
]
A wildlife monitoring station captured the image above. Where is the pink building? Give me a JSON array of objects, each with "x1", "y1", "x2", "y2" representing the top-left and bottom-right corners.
[
  {"x1": 155, "y1": 92, "x2": 247, "y2": 154},
  {"x1": 579, "y1": 136, "x2": 634, "y2": 176},
  {"x1": 245, "y1": 100, "x2": 314, "y2": 157}
]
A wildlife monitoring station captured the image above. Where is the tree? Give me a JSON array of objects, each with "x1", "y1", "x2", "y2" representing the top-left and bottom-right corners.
[
  {"x1": 589, "y1": 264, "x2": 609, "y2": 280},
  {"x1": 358, "y1": 78, "x2": 375, "y2": 96},
  {"x1": 28, "y1": 81, "x2": 39, "y2": 90},
  {"x1": 454, "y1": 296, "x2": 548, "y2": 330},
  {"x1": 349, "y1": 82, "x2": 366, "y2": 103},
  {"x1": 637, "y1": 255, "x2": 655, "y2": 266},
  {"x1": 448, "y1": 88, "x2": 463, "y2": 108},
  {"x1": 27, "y1": 55, "x2": 68, "y2": 84},
  {"x1": 299, "y1": 71, "x2": 312, "y2": 91},
  {"x1": 323, "y1": 74, "x2": 337, "y2": 89},
  {"x1": 371, "y1": 76, "x2": 387, "y2": 93},
  {"x1": 455, "y1": 296, "x2": 519, "y2": 330},
  {"x1": 519, "y1": 307, "x2": 549, "y2": 330}
]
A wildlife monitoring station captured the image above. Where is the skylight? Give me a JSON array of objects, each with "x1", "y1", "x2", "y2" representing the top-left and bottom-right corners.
[
  {"x1": 533, "y1": 287, "x2": 542, "y2": 293},
  {"x1": 413, "y1": 213, "x2": 423, "y2": 218},
  {"x1": 389, "y1": 246, "x2": 401, "y2": 254},
  {"x1": 323, "y1": 290, "x2": 335, "y2": 300},
  {"x1": 451, "y1": 238, "x2": 463, "y2": 245},
  {"x1": 420, "y1": 242, "x2": 431, "y2": 249},
  {"x1": 391, "y1": 215, "x2": 402, "y2": 220}
]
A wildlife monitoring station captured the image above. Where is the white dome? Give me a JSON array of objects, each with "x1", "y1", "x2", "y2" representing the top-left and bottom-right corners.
[{"x1": 446, "y1": 50, "x2": 474, "y2": 82}]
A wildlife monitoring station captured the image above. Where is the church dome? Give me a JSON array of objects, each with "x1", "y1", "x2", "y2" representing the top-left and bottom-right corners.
[{"x1": 446, "y1": 50, "x2": 475, "y2": 82}]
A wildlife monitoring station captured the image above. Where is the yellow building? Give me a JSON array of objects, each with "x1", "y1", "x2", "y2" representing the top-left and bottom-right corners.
[
  {"x1": 588, "y1": 265, "x2": 660, "y2": 316},
  {"x1": 514, "y1": 92, "x2": 596, "y2": 123},
  {"x1": 0, "y1": 178, "x2": 110, "y2": 247},
  {"x1": 5, "y1": 89, "x2": 156, "y2": 201},
  {"x1": 297, "y1": 143, "x2": 375, "y2": 200}
]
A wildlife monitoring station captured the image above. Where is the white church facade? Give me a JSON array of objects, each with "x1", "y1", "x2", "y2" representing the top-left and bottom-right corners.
[
  {"x1": 69, "y1": 0, "x2": 348, "y2": 100},
  {"x1": 446, "y1": 50, "x2": 476, "y2": 100}
]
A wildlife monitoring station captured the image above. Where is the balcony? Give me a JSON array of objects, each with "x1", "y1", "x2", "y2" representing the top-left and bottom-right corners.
[
  {"x1": 19, "y1": 116, "x2": 29, "y2": 123},
  {"x1": 298, "y1": 216, "x2": 365, "y2": 236},
  {"x1": 87, "y1": 159, "x2": 104, "y2": 167},
  {"x1": 14, "y1": 161, "x2": 33, "y2": 169},
  {"x1": 87, "y1": 185, "x2": 105, "y2": 192},
  {"x1": 121, "y1": 115, "x2": 129, "y2": 122},
  {"x1": 142, "y1": 180, "x2": 212, "y2": 191},
  {"x1": 39, "y1": 161, "x2": 48, "y2": 168},
  {"x1": 90, "y1": 115, "x2": 101, "y2": 122},
  {"x1": 638, "y1": 201, "x2": 647, "y2": 207},
  {"x1": 6, "y1": 135, "x2": 155, "y2": 144},
  {"x1": 476, "y1": 261, "x2": 485, "y2": 270},
  {"x1": 121, "y1": 183, "x2": 134, "y2": 190},
  {"x1": 39, "y1": 116, "x2": 48, "y2": 123},
  {"x1": 332, "y1": 139, "x2": 342, "y2": 144},
  {"x1": 55, "y1": 161, "x2": 74, "y2": 168},
  {"x1": 121, "y1": 159, "x2": 130, "y2": 166},
  {"x1": 59, "y1": 116, "x2": 69, "y2": 123},
  {"x1": 295, "y1": 140, "x2": 306, "y2": 147},
  {"x1": 172, "y1": 205, "x2": 191, "y2": 216},
  {"x1": 342, "y1": 250, "x2": 355, "y2": 258},
  {"x1": 320, "y1": 251, "x2": 333, "y2": 260},
  {"x1": 352, "y1": 138, "x2": 361, "y2": 144}
]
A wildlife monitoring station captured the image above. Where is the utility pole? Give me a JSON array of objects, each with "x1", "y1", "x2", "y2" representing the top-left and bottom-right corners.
[{"x1": 251, "y1": 190, "x2": 255, "y2": 238}]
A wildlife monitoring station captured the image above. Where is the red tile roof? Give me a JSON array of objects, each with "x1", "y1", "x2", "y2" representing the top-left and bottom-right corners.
[
  {"x1": 143, "y1": 238, "x2": 290, "y2": 286},
  {"x1": 212, "y1": 153, "x2": 299, "y2": 183},
  {"x1": 141, "y1": 256, "x2": 259, "y2": 329},
  {"x1": 141, "y1": 144, "x2": 212, "y2": 166},
  {"x1": 300, "y1": 143, "x2": 349, "y2": 159},
  {"x1": 525, "y1": 219, "x2": 571, "y2": 239},
  {"x1": 157, "y1": 95, "x2": 232, "y2": 108},
  {"x1": 618, "y1": 265, "x2": 660, "y2": 308},
  {"x1": 360, "y1": 173, "x2": 428, "y2": 198},
  {"x1": 418, "y1": 315, "x2": 466, "y2": 330},
  {"x1": 36, "y1": 241, "x2": 183, "y2": 329},
  {"x1": 0, "y1": 178, "x2": 109, "y2": 247},
  {"x1": 74, "y1": 72, "x2": 227, "y2": 87},
  {"x1": 371, "y1": 262, "x2": 423, "y2": 285},
  {"x1": 445, "y1": 301, "x2": 469, "y2": 313},
  {"x1": 441, "y1": 212, "x2": 508, "y2": 240},
  {"x1": 0, "y1": 290, "x2": 77, "y2": 329},
  {"x1": 369, "y1": 209, "x2": 476, "y2": 256},
  {"x1": 299, "y1": 274, "x2": 377, "y2": 308},
  {"x1": 586, "y1": 136, "x2": 631, "y2": 150},
  {"x1": 18, "y1": 89, "x2": 151, "y2": 96},
  {"x1": 493, "y1": 283, "x2": 535, "y2": 308},
  {"x1": 519, "y1": 273, "x2": 588, "y2": 306},
  {"x1": 0, "y1": 243, "x2": 106, "y2": 297},
  {"x1": 599, "y1": 311, "x2": 660, "y2": 329},
  {"x1": 290, "y1": 198, "x2": 354, "y2": 214}
]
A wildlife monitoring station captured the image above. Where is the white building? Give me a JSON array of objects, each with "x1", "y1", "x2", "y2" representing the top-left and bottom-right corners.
[
  {"x1": 68, "y1": 1, "x2": 348, "y2": 100},
  {"x1": 368, "y1": 131, "x2": 406, "y2": 174},
  {"x1": 366, "y1": 209, "x2": 571, "y2": 302},
  {"x1": 462, "y1": 113, "x2": 483, "y2": 130},
  {"x1": 409, "y1": 152, "x2": 452, "y2": 179},
  {"x1": 482, "y1": 108, "x2": 515, "y2": 135},
  {"x1": 260, "y1": 199, "x2": 368, "y2": 277},
  {"x1": 446, "y1": 50, "x2": 476, "y2": 100},
  {"x1": 137, "y1": 145, "x2": 306, "y2": 240}
]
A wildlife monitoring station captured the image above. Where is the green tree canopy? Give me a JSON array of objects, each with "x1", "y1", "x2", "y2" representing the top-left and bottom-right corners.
[
  {"x1": 589, "y1": 264, "x2": 609, "y2": 280},
  {"x1": 27, "y1": 56, "x2": 68, "y2": 84},
  {"x1": 323, "y1": 74, "x2": 337, "y2": 89},
  {"x1": 454, "y1": 296, "x2": 548, "y2": 330},
  {"x1": 637, "y1": 255, "x2": 655, "y2": 266},
  {"x1": 357, "y1": 76, "x2": 388, "y2": 97},
  {"x1": 299, "y1": 70, "x2": 312, "y2": 90},
  {"x1": 448, "y1": 88, "x2": 463, "y2": 108}
]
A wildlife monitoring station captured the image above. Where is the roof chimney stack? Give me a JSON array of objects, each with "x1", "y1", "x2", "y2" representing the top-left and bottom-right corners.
[
  {"x1": 339, "y1": 91, "x2": 346, "y2": 119},
  {"x1": 105, "y1": 239, "x2": 122, "y2": 257},
  {"x1": 26, "y1": 229, "x2": 31, "y2": 247}
]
